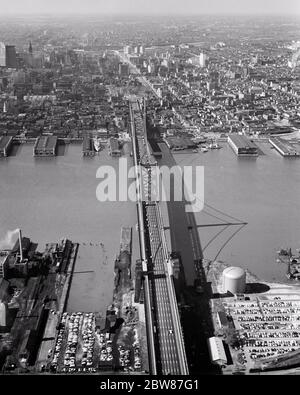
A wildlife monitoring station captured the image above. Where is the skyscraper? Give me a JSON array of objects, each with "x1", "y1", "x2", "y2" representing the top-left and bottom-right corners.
[
  {"x1": 5, "y1": 45, "x2": 17, "y2": 68},
  {"x1": 0, "y1": 42, "x2": 5, "y2": 67}
]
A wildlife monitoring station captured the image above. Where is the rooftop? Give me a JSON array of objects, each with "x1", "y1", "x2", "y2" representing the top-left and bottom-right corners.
[{"x1": 228, "y1": 134, "x2": 258, "y2": 149}]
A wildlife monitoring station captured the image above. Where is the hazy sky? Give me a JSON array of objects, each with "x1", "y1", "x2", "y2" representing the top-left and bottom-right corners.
[{"x1": 0, "y1": 0, "x2": 299, "y2": 15}]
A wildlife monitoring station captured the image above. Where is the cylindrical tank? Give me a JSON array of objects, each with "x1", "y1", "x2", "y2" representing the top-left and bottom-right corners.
[{"x1": 222, "y1": 266, "x2": 246, "y2": 294}]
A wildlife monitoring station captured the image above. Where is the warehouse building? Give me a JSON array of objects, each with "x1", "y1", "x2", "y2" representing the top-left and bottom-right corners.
[
  {"x1": 33, "y1": 136, "x2": 57, "y2": 157},
  {"x1": 228, "y1": 134, "x2": 258, "y2": 157}
]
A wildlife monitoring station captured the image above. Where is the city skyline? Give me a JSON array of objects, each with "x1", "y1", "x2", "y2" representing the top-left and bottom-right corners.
[{"x1": 0, "y1": 0, "x2": 299, "y2": 15}]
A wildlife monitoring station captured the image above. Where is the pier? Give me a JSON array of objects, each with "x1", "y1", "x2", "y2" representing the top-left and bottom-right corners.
[
  {"x1": 228, "y1": 134, "x2": 258, "y2": 157},
  {"x1": 33, "y1": 136, "x2": 58, "y2": 157},
  {"x1": 82, "y1": 134, "x2": 95, "y2": 157},
  {"x1": 269, "y1": 137, "x2": 300, "y2": 157},
  {"x1": 0, "y1": 136, "x2": 13, "y2": 157}
]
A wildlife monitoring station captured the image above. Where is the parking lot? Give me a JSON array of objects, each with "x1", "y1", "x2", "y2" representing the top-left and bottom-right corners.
[{"x1": 224, "y1": 295, "x2": 300, "y2": 364}]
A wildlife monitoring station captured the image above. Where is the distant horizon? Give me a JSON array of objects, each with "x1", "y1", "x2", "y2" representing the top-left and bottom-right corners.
[
  {"x1": 0, "y1": 0, "x2": 299, "y2": 17},
  {"x1": 0, "y1": 11, "x2": 300, "y2": 18}
]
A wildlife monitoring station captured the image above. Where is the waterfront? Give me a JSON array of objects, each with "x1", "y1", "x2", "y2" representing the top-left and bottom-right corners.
[
  {"x1": 0, "y1": 144, "x2": 139, "y2": 314},
  {"x1": 0, "y1": 141, "x2": 300, "y2": 294}
]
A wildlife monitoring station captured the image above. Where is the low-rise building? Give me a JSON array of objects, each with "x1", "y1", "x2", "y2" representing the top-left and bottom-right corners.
[{"x1": 208, "y1": 336, "x2": 227, "y2": 366}]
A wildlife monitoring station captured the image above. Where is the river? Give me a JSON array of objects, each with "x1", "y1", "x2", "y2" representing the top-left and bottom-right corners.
[
  {"x1": 0, "y1": 140, "x2": 299, "y2": 302},
  {"x1": 0, "y1": 143, "x2": 139, "y2": 314},
  {"x1": 173, "y1": 142, "x2": 300, "y2": 282}
]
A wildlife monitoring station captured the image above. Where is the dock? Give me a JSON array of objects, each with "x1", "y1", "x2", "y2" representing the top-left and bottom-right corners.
[
  {"x1": 59, "y1": 243, "x2": 79, "y2": 313},
  {"x1": 82, "y1": 134, "x2": 95, "y2": 157},
  {"x1": 33, "y1": 136, "x2": 58, "y2": 157},
  {"x1": 269, "y1": 137, "x2": 300, "y2": 157},
  {"x1": 109, "y1": 137, "x2": 121, "y2": 157},
  {"x1": 120, "y1": 226, "x2": 132, "y2": 253},
  {"x1": 228, "y1": 134, "x2": 258, "y2": 157}
]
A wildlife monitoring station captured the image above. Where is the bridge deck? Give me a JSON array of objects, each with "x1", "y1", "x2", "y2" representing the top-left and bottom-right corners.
[{"x1": 130, "y1": 99, "x2": 188, "y2": 375}]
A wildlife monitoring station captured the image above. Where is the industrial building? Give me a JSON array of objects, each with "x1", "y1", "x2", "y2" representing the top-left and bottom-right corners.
[
  {"x1": 33, "y1": 136, "x2": 57, "y2": 157},
  {"x1": 0, "y1": 136, "x2": 13, "y2": 157},
  {"x1": 164, "y1": 135, "x2": 197, "y2": 151},
  {"x1": 207, "y1": 337, "x2": 227, "y2": 366},
  {"x1": 228, "y1": 134, "x2": 258, "y2": 157},
  {"x1": 222, "y1": 266, "x2": 246, "y2": 294}
]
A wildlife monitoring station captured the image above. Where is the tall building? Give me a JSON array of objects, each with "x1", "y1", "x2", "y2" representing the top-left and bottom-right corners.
[
  {"x1": 5, "y1": 45, "x2": 17, "y2": 68},
  {"x1": 199, "y1": 52, "x2": 207, "y2": 67},
  {"x1": 0, "y1": 42, "x2": 5, "y2": 66},
  {"x1": 123, "y1": 45, "x2": 132, "y2": 55}
]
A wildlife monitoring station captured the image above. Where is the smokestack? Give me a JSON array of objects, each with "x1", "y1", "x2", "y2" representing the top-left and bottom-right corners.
[{"x1": 18, "y1": 229, "x2": 23, "y2": 262}]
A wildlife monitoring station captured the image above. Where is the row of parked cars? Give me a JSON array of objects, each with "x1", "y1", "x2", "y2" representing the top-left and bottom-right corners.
[
  {"x1": 64, "y1": 312, "x2": 83, "y2": 369},
  {"x1": 81, "y1": 313, "x2": 95, "y2": 367},
  {"x1": 99, "y1": 333, "x2": 113, "y2": 362},
  {"x1": 50, "y1": 327, "x2": 65, "y2": 371}
]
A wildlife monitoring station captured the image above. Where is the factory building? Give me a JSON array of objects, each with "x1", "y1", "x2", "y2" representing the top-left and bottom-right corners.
[
  {"x1": 228, "y1": 134, "x2": 258, "y2": 157},
  {"x1": 222, "y1": 266, "x2": 246, "y2": 294},
  {"x1": 33, "y1": 136, "x2": 57, "y2": 157},
  {"x1": 0, "y1": 136, "x2": 13, "y2": 157}
]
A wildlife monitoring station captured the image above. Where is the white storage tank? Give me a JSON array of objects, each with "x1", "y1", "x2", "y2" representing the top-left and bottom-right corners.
[{"x1": 222, "y1": 266, "x2": 246, "y2": 294}]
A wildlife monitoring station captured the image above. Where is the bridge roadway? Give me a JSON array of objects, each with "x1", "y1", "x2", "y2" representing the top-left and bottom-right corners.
[
  {"x1": 129, "y1": 99, "x2": 189, "y2": 375},
  {"x1": 115, "y1": 51, "x2": 161, "y2": 100}
]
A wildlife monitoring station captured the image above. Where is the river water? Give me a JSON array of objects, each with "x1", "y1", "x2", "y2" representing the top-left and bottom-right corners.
[
  {"x1": 0, "y1": 140, "x2": 299, "y2": 304},
  {"x1": 0, "y1": 143, "x2": 139, "y2": 314},
  {"x1": 173, "y1": 142, "x2": 300, "y2": 282}
]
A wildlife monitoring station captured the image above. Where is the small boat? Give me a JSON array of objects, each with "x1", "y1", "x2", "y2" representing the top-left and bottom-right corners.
[
  {"x1": 193, "y1": 149, "x2": 198, "y2": 153},
  {"x1": 209, "y1": 139, "x2": 222, "y2": 149},
  {"x1": 201, "y1": 146, "x2": 208, "y2": 153}
]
